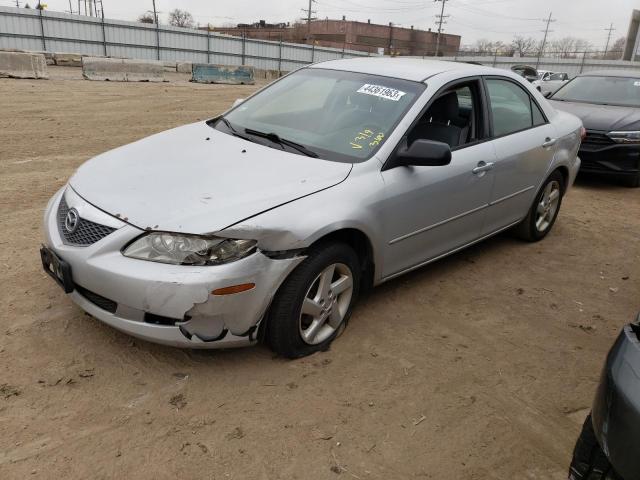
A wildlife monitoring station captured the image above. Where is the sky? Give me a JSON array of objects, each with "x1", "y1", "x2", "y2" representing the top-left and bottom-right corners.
[{"x1": 5, "y1": 0, "x2": 638, "y2": 50}]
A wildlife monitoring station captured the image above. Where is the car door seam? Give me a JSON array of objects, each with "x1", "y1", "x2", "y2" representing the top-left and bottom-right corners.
[
  {"x1": 382, "y1": 218, "x2": 522, "y2": 282},
  {"x1": 388, "y1": 203, "x2": 489, "y2": 245},
  {"x1": 488, "y1": 185, "x2": 535, "y2": 206}
]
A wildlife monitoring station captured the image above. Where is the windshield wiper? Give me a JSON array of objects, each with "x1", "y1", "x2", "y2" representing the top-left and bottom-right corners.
[
  {"x1": 244, "y1": 128, "x2": 319, "y2": 158},
  {"x1": 217, "y1": 117, "x2": 258, "y2": 144}
]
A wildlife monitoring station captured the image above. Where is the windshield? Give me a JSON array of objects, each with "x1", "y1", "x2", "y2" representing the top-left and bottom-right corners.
[
  {"x1": 552, "y1": 75, "x2": 640, "y2": 107},
  {"x1": 216, "y1": 68, "x2": 425, "y2": 162}
]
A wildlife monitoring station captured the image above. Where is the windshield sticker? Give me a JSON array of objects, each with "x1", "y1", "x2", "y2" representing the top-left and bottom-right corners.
[
  {"x1": 350, "y1": 129, "x2": 385, "y2": 149},
  {"x1": 357, "y1": 84, "x2": 406, "y2": 101},
  {"x1": 634, "y1": 81, "x2": 640, "y2": 86}
]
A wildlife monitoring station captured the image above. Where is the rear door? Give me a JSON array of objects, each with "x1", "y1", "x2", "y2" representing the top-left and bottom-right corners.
[{"x1": 481, "y1": 77, "x2": 557, "y2": 235}]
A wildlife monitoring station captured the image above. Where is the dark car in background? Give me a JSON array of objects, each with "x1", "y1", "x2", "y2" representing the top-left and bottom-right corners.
[
  {"x1": 569, "y1": 315, "x2": 640, "y2": 480},
  {"x1": 549, "y1": 70, "x2": 640, "y2": 188}
]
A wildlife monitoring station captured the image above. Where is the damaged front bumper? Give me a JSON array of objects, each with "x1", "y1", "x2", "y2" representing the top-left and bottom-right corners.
[{"x1": 42, "y1": 188, "x2": 303, "y2": 349}]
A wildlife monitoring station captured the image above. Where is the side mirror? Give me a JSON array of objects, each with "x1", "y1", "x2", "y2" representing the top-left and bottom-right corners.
[
  {"x1": 232, "y1": 98, "x2": 245, "y2": 108},
  {"x1": 387, "y1": 139, "x2": 452, "y2": 170},
  {"x1": 543, "y1": 91, "x2": 553, "y2": 98}
]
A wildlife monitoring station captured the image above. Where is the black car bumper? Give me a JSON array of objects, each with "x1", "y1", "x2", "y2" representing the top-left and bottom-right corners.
[
  {"x1": 592, "y1": 315, "x2": 640, "y2": 480},
  {"x1": 579, "y1": 131, "x2": 640, "y2": 177}
]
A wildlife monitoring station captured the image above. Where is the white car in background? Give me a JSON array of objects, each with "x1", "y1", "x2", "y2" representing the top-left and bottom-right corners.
[{"x1": 534, "y1": 72, "x2": 571, "y2": 96}]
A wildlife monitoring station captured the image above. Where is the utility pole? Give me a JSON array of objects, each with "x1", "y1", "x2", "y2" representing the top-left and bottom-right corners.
[
  {"x1": 15, "y1": 1, "x2": 20, "y2": 7},
  {"x1": 536, "y1": 11, "x2": 555, "y2": 68},
  {"x1": 434, "y1": 0, "x2": 449, "y2": 57},
  {"x1": 301, "y1": 0, "x2": 317, "y2": 41},
  {"x1": 151, "y1": 0, "x2": 158, "y2": 24},
  {"x1": 604, "y1": 23, "x2": 616, "y2": 56}
]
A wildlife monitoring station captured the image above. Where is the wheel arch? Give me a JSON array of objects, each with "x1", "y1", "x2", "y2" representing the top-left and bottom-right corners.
[
  {"x1": 554, "y1": 165, "x2": 569, "y2": 192},
  {"x1": 308, "y1": 228, "x2": 376, "y2": 293}
]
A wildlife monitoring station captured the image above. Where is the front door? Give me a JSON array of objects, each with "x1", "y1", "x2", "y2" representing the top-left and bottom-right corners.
[
  {"x1": 378, "y1": 79, "x2": 497, "y2": 279},
  {"x1": 380, "y1": 143, "x2": 497, "y2": 278}
]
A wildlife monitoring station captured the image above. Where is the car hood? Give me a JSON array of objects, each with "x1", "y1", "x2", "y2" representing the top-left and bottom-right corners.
[
  {"x1": 70, "y1": 122, "x2": 352, "y2": 234},
  {"x1": 549, "y1": 100, "x2": 640, "y2": 131}
]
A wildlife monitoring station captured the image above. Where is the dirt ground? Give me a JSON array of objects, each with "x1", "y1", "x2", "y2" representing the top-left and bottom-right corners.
[{"x1": 1, "y1": 66, "x2": 639, "y2": 480}]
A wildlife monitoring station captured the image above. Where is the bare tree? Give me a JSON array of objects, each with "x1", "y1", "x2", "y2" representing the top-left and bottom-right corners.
[
  {"x1": 168, "y1": 9, "x2": 194, "y2": 28},
  {"x1": 574, "y1": 38, "x2": 592, "y2": 54},
  {"x1": 548, "y1": 37, "x2": 592, "y2": 58},
  {"x1": 511, "y1": 36, "x2": 538, "y2": 57},
  {"x1": 473, "y1": 38, "x2": 495, "y2": 55},
  {"x1": 603, "y1": 37, "x2": 626, "y2": 59},
  {"x1": 138, "y1": 12, "x2": 155, "y2": 24}
]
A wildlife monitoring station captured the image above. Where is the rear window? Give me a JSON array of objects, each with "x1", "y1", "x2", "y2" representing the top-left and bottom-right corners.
[{"x1": 552, "y1": 75, "x2": 640, "y2": 107}]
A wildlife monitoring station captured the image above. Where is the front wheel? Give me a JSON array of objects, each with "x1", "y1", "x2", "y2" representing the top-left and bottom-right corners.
[
  {"x1": 514, "y1": 170, "x2": 564, "y2": 241},
  {"x1": 266, "y1": 242, "x2": 360, "y2": 359}
]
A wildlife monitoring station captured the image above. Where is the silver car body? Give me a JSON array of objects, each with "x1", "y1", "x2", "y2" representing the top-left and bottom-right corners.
[{"x1": 42, "y1": 58, "x2": 582, "y2": 349}]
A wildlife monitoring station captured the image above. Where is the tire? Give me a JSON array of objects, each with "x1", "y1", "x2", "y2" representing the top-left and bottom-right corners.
[
  {"x1": 568, "y1": 414, "x2": 622, "y2": 480},
  {"x1": 514, "y1": 170, "x2": 565, "y2": 242},
  {"x1": 266, "y1": 242, "x2": 360, "y2": 359}
]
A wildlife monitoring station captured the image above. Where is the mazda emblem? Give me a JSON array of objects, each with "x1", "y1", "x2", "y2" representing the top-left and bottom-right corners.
[{"x1": 65, "y1": 208, "x2": 80, "y2": 234}]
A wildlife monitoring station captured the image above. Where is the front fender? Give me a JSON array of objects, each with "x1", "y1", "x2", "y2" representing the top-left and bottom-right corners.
[{"x1": 219, "y1": 163, "x2": 385, "y2": 282}]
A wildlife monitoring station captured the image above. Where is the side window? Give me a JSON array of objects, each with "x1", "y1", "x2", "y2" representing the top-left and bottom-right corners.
[
  {"x1": 406, "y1": 81, "x2": 482, "y2": 150},
  {"x1": 486, "y1": 78, "x2": 544, "y2": 137},
  {"x1": 531, "y1": 100, "x2": 546, "y2": 126}
]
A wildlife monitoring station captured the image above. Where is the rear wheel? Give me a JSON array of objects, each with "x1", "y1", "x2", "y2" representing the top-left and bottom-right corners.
[
  {"x1": 514, "y1": 170, "x2": 564, "y2": 241},
  {"x1": 266, "y1": 242, "x2": 360, "y2": 359},
  {"x1": 568, "y1": 414, "x2": 622, "y2": 480}
]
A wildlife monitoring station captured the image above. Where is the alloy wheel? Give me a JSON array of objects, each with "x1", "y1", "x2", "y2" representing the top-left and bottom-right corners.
[
  {"x1": 298, "y1": 262, "x2": 354, "y2": 345},
  {"x1": 535, "y1": 180, "x2": 561, "y2": 232}
]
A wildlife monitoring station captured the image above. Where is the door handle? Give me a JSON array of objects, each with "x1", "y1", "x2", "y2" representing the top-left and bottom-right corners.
[
  {"x1": 542, "y1": 137, "x2": 557, "y2": 148},
  {"x1": 472, "y1": 161, "x2": 495, "y2": 175}
]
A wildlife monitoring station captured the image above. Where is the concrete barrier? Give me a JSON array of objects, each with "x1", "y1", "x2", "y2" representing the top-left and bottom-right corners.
[
  {"x1": 163, "y1": 61, "x2": 177, "y2": 72},
  {"x1": 0, "y1": 51, "x2": 48, "y2": 79},
  {"x1": 53, "y1": 52, "x2": 82, "y2": 67},
  {"x1": 254, "y1": 68, "x2": 282, "y2": 81},
  {"x1": 177, "y1": 62, "x2": 192, "y2": 74},
  {"x1": 192, "y1": 64, "x2": 255, "y2": 85},
  {"x1": 82, "y1": 57, "x2": 164, "y2": 82}
]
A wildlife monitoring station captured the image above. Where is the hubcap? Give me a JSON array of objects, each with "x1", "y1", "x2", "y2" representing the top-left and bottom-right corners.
[
  {"x1": 535, "y1": 180, "x2": 561, "y2": 232},
  {"x1": 299, "y1": 263, "x2": 353, "y2": 345}
]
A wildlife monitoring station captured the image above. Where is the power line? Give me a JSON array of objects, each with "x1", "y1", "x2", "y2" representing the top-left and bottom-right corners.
[
  {"x1": 434, "y1": 0, "x2": 448, "y2": 56},
  {"x1": 604, "y1": 22, "x2": 615, "y2": 55}
]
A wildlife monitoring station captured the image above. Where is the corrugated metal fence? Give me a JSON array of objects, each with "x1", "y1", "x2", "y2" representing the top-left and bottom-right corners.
[
  {"x1": 0, "y1": 6, "x2": 370, "y2": 71},
  {"x1": 436, "y1": 54, "x2": 640, "y2": 77}
]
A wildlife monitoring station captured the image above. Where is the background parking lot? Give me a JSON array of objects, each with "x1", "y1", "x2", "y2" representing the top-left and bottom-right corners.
[{"x1": 1, "y1": 68, "x2": 638, "y2": 479}]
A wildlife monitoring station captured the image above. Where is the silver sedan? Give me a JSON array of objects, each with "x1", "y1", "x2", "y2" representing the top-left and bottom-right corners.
[{"x1": 41, "y1": 58, "x2": 582, "y2": 358}]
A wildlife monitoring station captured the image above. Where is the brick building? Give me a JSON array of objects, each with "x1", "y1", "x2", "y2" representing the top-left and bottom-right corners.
[{"x1": 211, "y1": 19, "x2": 461, "y2": 56}]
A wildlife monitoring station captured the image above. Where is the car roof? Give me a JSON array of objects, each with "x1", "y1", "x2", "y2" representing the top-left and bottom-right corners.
[
  {"x1": 579, "y1": 69, "x2": 640, "y2": 78},
  {"x1": 309, "y1": 57, "x2": 504, "y2": 82}
]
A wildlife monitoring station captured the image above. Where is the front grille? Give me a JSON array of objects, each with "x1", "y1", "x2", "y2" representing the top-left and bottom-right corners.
[
  {"x1": 57, "y1": 196, "x2": 116, "y2": 246},
  {"x1": 76, "y1": 285, "x2": 117, "y2": 313},
  {"x1": 582, "y1": 131, "x2": 615, "y2": 150}
]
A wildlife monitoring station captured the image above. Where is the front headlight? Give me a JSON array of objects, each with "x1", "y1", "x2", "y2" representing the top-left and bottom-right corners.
[
  {"x1": 607, "y1": 131, "x2": 640, "y2": 144},
  {"x1": 122, "y1": 232, "x2": 257, "y2": 266}
]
